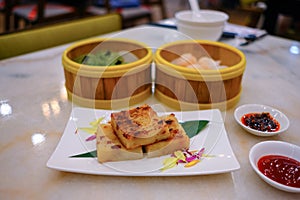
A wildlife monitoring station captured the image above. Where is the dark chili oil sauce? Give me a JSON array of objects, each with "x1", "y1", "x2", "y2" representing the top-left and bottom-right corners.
[
  {"x1": 241, "y1": 112, "x2": 280, "y2": 132},
  {"x1": 257, "y1": 155, "x2": 300, "y2": 188}
]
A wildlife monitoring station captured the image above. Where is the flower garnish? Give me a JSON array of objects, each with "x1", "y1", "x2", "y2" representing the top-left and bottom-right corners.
[
  {"x1": 75, "y1": 117, "x2": 104, "y2": 141},
  {"x1": 161, "y1": 148, "x2": 207, "y2": 171},
  {"x1": 85, "y1": 134, "x2": 97, "y2": 141}
]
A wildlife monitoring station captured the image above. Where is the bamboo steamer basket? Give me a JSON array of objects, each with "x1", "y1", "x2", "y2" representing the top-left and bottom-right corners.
[
  {"x1": 62, "y1": 38, "x2": 153, "y2": 109},
  {"x1": 154, "y1": 40, "x2": 246, "y2": 110}
]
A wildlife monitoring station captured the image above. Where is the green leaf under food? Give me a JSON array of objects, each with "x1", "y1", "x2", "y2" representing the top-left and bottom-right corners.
[
  {"x1": 73, "y1": 54, "x2": 86, "y2": 64},
  {"x1": 73, "y1": 50, "x2": 125, "y2": 66},
  {"x1": 70, "y1": 150, "x2": 97, "y2": 158},
  {"x1": 180, "y1": 120, "x2": 209, "y2": 138}
]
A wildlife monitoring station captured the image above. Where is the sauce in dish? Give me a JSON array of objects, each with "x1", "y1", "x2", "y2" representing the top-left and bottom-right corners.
[
  {"x1": 241, "y1": 112, "x2": 280, "y2": 132},
  {"x1": 257, "y1": 155, "x2": 300, "y2": 188}
]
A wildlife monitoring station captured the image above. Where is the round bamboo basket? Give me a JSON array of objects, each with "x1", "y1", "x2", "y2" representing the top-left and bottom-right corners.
[
  {"x1": 154, "y1": 40, "x2": 246, "y2": 110},
  {"x1": 62, "y1": 38, "x2": 153, "y2": 109}
]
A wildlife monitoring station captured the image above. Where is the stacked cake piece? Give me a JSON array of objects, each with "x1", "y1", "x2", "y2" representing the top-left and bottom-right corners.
[{"x1": 96, "y1": 104, "x2": 190, "y2": 163}]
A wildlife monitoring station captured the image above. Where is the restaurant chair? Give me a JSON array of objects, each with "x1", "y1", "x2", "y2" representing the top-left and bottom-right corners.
[
  {"x1": 237, "y1": 0, "x2": 265, "y2": 28},
  {"x1": 0, "y1": 13, "x2": 122, "y2": 60},
  {"x1": 141, "y1": 0, "x2": 167, "y2": 19},
  {"x1": 12, "y1": 0, "x2": 80, "y2": 30},
  {"x1": 204, "y1": 0, "x2": 265, "y2": 28},
  {"x1": 88, "y1": 0, "x2": 153, "y2": 28},
  {"x1": 0, "y1": 0, "x2": 15, "y2": 31}
]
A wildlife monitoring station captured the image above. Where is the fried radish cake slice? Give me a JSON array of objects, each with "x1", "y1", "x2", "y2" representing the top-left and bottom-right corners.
[
  {"x1": 111, "y1": 104, "x2": 171, "y2": 149},
  {"x1": 96, "y1": 124, "x2": 143, "y2": 163},
  {"x1": 145, "y1": 114, "x2": 190, "y2": 158}
]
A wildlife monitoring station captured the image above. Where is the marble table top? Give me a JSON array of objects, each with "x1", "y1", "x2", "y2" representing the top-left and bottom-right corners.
[{"x1": 0, "y1": 25, "x2": 299, "y2": 199}]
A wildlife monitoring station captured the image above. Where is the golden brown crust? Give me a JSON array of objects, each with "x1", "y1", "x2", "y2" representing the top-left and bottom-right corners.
[
  {"x1": 144, "y1": 114, "x2": 190, "y2": 158},
  {"x1": 96, "y1": 105, "x2": 190, "y2": 163},
  {"x1": 111, "y1": 104, "x2": 171, "y2": 149}
]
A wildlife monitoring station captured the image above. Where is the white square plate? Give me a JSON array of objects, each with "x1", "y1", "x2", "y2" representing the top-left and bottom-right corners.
[{"x1": 47, "y1": 107, "x2": 240, "y2": 176}]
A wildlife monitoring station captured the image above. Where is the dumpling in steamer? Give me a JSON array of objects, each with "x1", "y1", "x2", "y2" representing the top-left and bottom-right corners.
[
  {"x1": 198, "y1": 56, "x2": 219, "y2": 69},
  {"x1": 171, "y1": 53, "x2": 197, "y2": 67}
]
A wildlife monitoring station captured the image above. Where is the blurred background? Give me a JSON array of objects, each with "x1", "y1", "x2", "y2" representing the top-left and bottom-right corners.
[{"x1": 0, "y1": 0, "x2": 299, "y2": 41}]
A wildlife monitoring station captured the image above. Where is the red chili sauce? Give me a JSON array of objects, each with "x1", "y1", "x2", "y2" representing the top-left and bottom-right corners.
[
  {"x1": 257, "y1": 155, "x2": 300, "y2": 188},
  {"x1": 241, "y1": 112, "x2": 280, "y2": 132}
]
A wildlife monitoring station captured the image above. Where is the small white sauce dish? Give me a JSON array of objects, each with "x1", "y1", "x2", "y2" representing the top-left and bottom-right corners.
[
  {"x1": 234, "y1": 104, "x2": 289, "y2": 136},
  {"x1": 249, "y1": 141, "x2": 300, "y2": 193}
]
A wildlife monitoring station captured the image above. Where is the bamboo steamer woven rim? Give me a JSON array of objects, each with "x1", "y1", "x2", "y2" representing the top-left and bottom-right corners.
[
  {"x1": 155, "y1": 40, "x2": 246, "y2": 81},
  {"x1": 62, "y1": 38, "x2": 153, "y2": 78},
  {"x1": 155, "y1": 88, "x2": 242, "y2": 111}
]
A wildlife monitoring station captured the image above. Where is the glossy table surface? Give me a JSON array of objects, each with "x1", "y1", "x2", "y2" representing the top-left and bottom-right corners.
[{"x1": 0, "y1": 25, "x2": 300, "y2": 199}]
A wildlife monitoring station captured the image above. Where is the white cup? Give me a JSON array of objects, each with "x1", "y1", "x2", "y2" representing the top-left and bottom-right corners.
[{"x1": 175, "y1": 10, "x2": 229, "y2": 41}]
